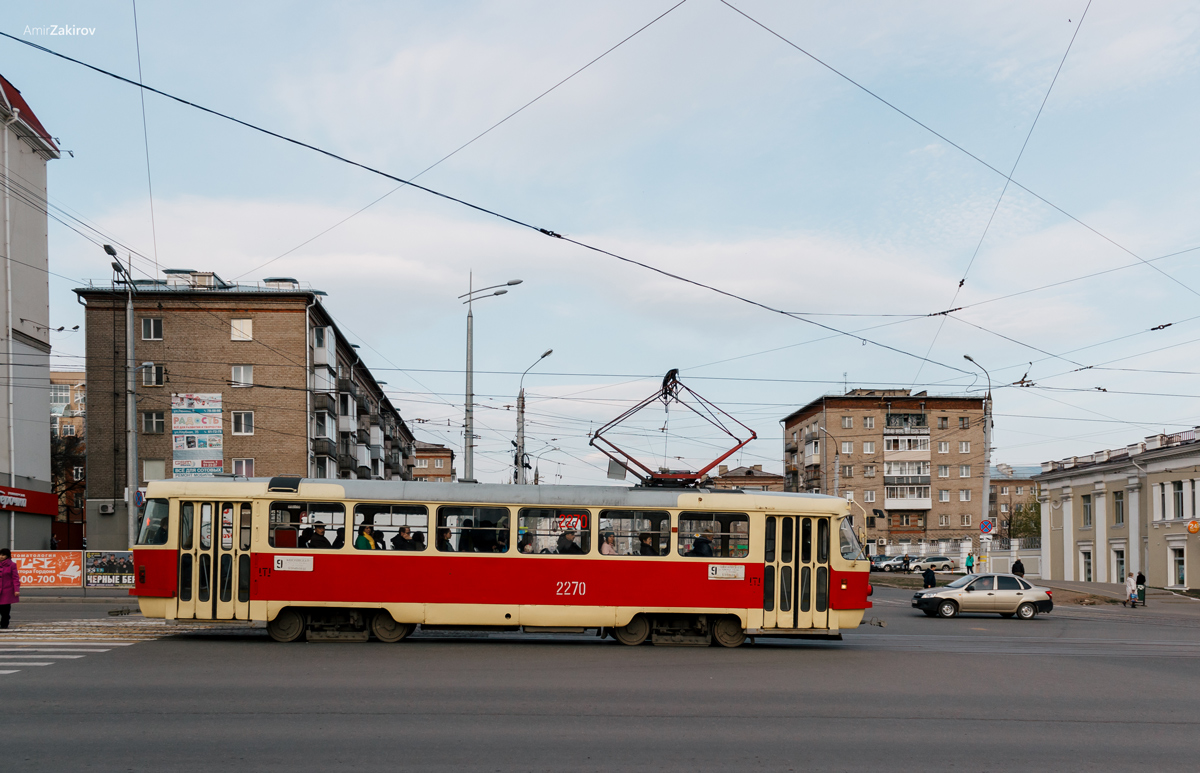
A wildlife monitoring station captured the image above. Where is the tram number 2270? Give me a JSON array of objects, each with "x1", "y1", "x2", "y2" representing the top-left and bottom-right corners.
[{"x1": 556, "y1": 581, "x2": 586, "y2": 596}]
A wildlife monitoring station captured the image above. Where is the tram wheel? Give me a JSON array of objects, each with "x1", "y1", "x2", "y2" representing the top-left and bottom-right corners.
[
  {"x1": 267, "y1": 609, "x2": 305, "y2": 642},
  {"x1": 371, "y1": 612, "x2": 415, "y2": 643},
  {"x1": 712, "y1": 617, "x2": 746, "y2": 648},
  {"x1": 613, "y1": 615, "x2": 650, "y2": 646}
]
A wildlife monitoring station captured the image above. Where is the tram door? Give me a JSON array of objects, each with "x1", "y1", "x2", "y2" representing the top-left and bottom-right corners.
[
  {"x1": 763, "y1": 516, "x2": 830, "y2": 630},
  {"x1": 177, "y1": 501, "x2": 252, "y2": 620}
]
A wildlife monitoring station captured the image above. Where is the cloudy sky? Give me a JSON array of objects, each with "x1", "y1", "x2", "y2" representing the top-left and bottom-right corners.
[{"x1": 5, "y1": 0, "x2": 1200, "y2": 484}]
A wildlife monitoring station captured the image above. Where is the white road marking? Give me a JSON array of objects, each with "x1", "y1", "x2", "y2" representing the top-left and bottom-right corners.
[
  {"x1": 0, "y1": 670, "x2": 19, "y2": 675},
  {"x1": 0, "y1": 662, "x2": 53, "y2": 666},
  {"x1": 0, "y1": 654, "x2": 86, "y2": 659}
]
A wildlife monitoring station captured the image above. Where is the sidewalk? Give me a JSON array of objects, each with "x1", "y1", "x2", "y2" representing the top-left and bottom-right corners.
[{"x1": 19, "y1": 587, "x2": 133, "y2": 603}]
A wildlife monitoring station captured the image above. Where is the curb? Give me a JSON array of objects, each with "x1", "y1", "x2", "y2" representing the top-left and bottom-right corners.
[{"x1": 17, "y1": 597, "x2": 135, "y2": 604}]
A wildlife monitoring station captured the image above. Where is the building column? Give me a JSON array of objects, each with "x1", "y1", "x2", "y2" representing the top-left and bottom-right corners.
[
  {"x1": 1039, "y1": 492, "x2": 1051, "y2": 580},
  {"x1": 1061, "y1": 486, "x2": 1074, "y2": 581},
  {"x1": 1093, "y1": 482, "x2": 1108, "y2": 583},
  {"x1": 1185, "y1": 479, "x2": 1196, "y2": 522},
  {"x1": 1127, "y1": 478, "x2": 1141, "y2": 576},
  {"x1": 1152, "y1": 482, "x2": 1163, "y2": 521}
]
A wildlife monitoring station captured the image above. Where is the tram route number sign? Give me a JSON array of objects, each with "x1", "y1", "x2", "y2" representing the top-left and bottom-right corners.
[
  {"x1": 274, "y1": 556, "x2": 314, "y2": 572},
  {"x1": 980, "y1": 520, "x2": 995, "y2": 535},
  {"x1": 709, "y1": 565, "x2": 745, "y2": 580},
  {"x1": 1189, "y1": 520, "x2": 1200, "y2": 534}
]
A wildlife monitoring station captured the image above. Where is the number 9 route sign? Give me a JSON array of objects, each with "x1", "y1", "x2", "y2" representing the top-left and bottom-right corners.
[{"x1": 980, "y1": 520, "x2": 995, "y2": 534}]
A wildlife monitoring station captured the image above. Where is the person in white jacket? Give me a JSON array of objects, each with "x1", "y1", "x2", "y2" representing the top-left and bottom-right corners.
[{"x1": 1124, "y1": 572, "x2": 1138, "y2": 608}]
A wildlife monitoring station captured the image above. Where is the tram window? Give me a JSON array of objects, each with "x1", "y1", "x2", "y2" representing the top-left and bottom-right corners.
[
  {"x1": 355, "y1": 503, "x2": 429, "y2": 551},
  {"x1": 516, "y1": 509, "x2": 591, "y2": 555},
  {"x1": 840, "y1": 518, "x2": 865, "y2": 560},
  {"x1": 136, "y1": 498, "x2": 170, "y2": 545},
  {"x1": 596, "y1": 510, "x2": 669, "y2": 556},
  {"x1": 239, "y1": 504, "x2": 252, "y2": 550},
  {"x1": 268, "y1": 501, "x2": 346, "y2": 548},
  {"x1": 220, "y1": 503, "x2": 235, "y2": 550},
  {"x1": 438, "y1": 506, "x2": 510, "y2": 553},
  {"x1": 180, "y1": 502, "x2": 194, "y2": 551},
  {"x1": 200, "y1": 504, "x2": 213, "y2": 550},
  {"x1": 677, "y1": 513, "x2": 749, "y2": 558}
]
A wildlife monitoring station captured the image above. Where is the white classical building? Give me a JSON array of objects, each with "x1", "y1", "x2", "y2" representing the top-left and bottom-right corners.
[{"x1": 1035, "y1": 431, "x2": 1200, "y2": 590}]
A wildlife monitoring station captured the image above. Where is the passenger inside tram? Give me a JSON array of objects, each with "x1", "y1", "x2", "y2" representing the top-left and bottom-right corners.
[
  {"x1": 355, "y1": 524, "x2": 377, "y2": 550},
  {"x1": 308, "y1": 522, "x2": 332, "y2": 549}
]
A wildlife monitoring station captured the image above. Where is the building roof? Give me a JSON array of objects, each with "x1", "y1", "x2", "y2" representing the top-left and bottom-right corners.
[
  {"x1": 715, "y1": 465, "x2": 784, "y2": 480},
  {"x1": 1037, "y1": 428, "x2": 1200, "y2": 479},
  {"x1": 0, "y1": 74, "x2": 58, "y2": 157},
  {"x1": 781, "y1": 389, "x2": 981, "y2": 424}
]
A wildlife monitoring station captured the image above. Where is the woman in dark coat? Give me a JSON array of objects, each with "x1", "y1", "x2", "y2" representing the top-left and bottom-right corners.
[{"x1": 0, "y1": 548, "x2": 20, "y2": 629}]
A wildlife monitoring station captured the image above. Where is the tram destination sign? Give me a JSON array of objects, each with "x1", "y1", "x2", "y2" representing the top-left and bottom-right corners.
[{"x1": 709, "y1": 565, "x2": 745, "y2": 580}]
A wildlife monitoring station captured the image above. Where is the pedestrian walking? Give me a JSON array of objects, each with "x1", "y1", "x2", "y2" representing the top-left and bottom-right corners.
[
  {"x1": 0, "y1": 548, "x2": 19, "y2": 629},
  {"x1": 1012, "y1": 558, "x2": 1025, "y2": 578},
  {"x1": 922, "y1": 566, "x2": 936, "y2": 589},
  {"x1": 1124, "y1": 572, "x2": 1138, "y2": 608},
  {"x1": 964, "y1": 553, "x2": 974, "y2": 574},
  {"x1": 1136, "y1": 571, "x2": 1146, "y2": 606}
]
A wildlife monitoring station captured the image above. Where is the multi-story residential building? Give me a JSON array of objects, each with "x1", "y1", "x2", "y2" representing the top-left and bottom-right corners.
[
  {"x1": 412, "y1": 441, "x2": 456, "y2": 482},
  {"x1": 709, "y1": 464, "x2": 785, "y2": 491},
  {"x1": 76, "y1": 270, "x2": 416, "y2": 549},
  {"x1": 781, "y1": 389, "x2": 986, "y2": 554},
  {"x1": 50, "y1": 371, "x2": 87, "y2": 548},
  {"x1": 988, "y1": 463, "x2": 1040, "y2": 540},
  {"x1": 1036, "y1": 430, "x2": 1200, "y2": 590},
  {"x1": 1, "y1": 74, "x2": 60, "y2": 549}
]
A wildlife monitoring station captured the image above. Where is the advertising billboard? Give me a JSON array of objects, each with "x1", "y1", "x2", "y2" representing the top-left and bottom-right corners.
[{"x1": 172, "y1": 393, "x2": 223, "y2": 478}]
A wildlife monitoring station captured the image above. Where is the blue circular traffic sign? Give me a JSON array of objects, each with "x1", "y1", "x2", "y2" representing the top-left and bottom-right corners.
[
  {"x1": 134, "y1": 490, "x2": 146, "y2": 508},
  {"x1": 980, "y1": 520, "x2": 994, "y2": 534}
]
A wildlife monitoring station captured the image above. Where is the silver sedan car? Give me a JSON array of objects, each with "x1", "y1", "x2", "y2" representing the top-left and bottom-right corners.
[{"x1": 912, "y1": 573, "x2": 1053, "y2": 619}]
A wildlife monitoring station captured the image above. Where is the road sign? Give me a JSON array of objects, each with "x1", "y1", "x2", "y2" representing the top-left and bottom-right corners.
[
  {"x1": 134, "y1": 490, "x2": 146, "y2": 508},
  {"x1": 1189, "y1": 520, "x2": 1200, "y2": 534},
  {"x1": 980, "y1": 520, "x2": 994, "y2": 534}
]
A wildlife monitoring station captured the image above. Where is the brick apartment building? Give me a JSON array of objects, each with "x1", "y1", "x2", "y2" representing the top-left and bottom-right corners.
[
  {"x1": 76, "y1": 270, "x2": 416, "y2": 549},
  {"x1": 50, "y1": 371, "x2": 87, "y2": 548},
  {"x1": 781, "y1": 389, "x2": 987, "y2": 553},
  {"x1": 412, "y1": 440, "x2": 456, "y2": 482},
  {"x1": 989, "y1": 463, "x2": 1040, "y2": 539}
]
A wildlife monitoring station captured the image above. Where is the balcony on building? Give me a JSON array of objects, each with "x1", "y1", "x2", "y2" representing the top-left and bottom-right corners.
[
  {"x1": 803, "y1": 439, "x2": 820, "y2": 466},
  {"x1": 311, "y1": 437, "x2": 337, "y2": 458},
  {"x1": 338, "y1": 411, "x2": 357, "y2": 434},
  {"x1": 884, "y1": 412, "x2": 929, "y2": 435},
  {"x1": 313, "y1": 392, "x2": 336, "y2": 414},
  {"x1": 884, "y1": 484, "x2": 932, "y2": 511}
]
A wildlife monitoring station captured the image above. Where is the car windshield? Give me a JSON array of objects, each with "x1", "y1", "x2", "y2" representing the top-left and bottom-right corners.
[{"x1": 946, "y1": 575, "x2": 974, "y2": 588}]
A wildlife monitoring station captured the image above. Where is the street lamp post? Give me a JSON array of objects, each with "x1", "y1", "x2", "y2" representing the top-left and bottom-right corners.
[
  {"x1": 964, "y1": 355, "x2": 993, "y2": 560},
  {"x1": 106, "y1": 245, "x2": 139, "y2": 548},
  {"x1": 532, "y1": 446, "x2": 560, "y2": 485},
  {"x1": 818, "y1": 426, "x2": 839, "y2": 497},
  {"x1": 515, "y1": 349, "x2": 552, "y2": 484},
  {"x1": 458, "y1": 275, "x2": 521, "y2": 482}
]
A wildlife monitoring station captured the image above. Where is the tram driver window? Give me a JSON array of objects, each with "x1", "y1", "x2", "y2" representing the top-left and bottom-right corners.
[
  {"x1": 437, "y1": 506, "x2": 510, "y2": 553},
  {"x1": 268, "y1": 501, "x2": 346, "y2": 548},
  {"x1": 355, "y1": 504, "x2": 429, "y2": 551},
  {"x1": 516, "y1": 509, "x2": 591, "y2": 555},
  {"x1": 677, "y1": 513, "x2": 749, "y2": 558},
  {"x1": 597, "y1": 510, "x2": 670, "y2": 556},
  {"x1": 136, "y1": 498, "x2": 170, "y2": 545}
]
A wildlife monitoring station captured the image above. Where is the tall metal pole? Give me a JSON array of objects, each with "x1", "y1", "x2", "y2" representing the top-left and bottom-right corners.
[
  {"x1": 965, "y1": 355, "x2": 993, "y2": 559},
  {"x1": 126, "y1": 256, "x2": 137, "y2": 548},
  {"x1": 516, "y1": 349, "x2": 552, "y2": 485},
  {"x1": 464, "y1": 277, "x2": 474, "y2": 482},
  {"x1": 819, "y1": 426, "x2": 839, "y2": 497}
]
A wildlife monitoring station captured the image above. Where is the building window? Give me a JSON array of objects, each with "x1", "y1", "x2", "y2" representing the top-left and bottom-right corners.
[
  {"x1": 314, "y1": 411, "x2": 332, "y2": 439},
  {"x1": 1081, "y1": 494, "x2": 1092, "y2": 527},
  {"x1": 841, "y1": 466, "x2": 853, "y2": 478},
  {"x1": 959, "y1": 417, "x2": 970, "y2": 429},
  {"x1": 313, "y1": 456, "x2": 329, "y2": 478},
  {"x1": 959, "y1": 441, "x2": 970, "y2": 453},
  {"x1": 841, "y1": 416, "x2": 853, "y2": 429},
  {"x1": 884, "y1": 486, "x2": 931, "y2": 500},
  {"x1": 937, "y1": 417, "x2": 948, "y2": 429},
  {"x1": 939, "y1": 514, "x2": 950, "y2": 526},
  {"x1": 232, "y1": 411, "x2": 254, "y2": 435},
  {"x1": 939, "y1": 489, "x2": 950, "y2": 503},
  {"x1": 1114, "y1": 491, "x2": 1124, "y2": 525},
  {"x1": 863, "y1": 416, "x2": 874, "y2": 429},
  {"x1": 883, "y1": 461, "x2": 929, "y2": 476},
  {"x1": 232, "y1": 458, "x2": 254, "y2": 477},
  {"x1": 863, "y1": 441, "x2": 875, "y2": 454},
  {"x1": 938, "y1": 441, "x2": 949, "y2": 454},
  {"x1": 73, "y1": 466, "x2": 84, "y2": 480},
  {"x1": 1016, "y1": 486, "x2": 1024, "y2": 495},
  {"x1": 142, "y1": 411, "x2": 165, "y2": 434},
  {"x1": 434, "y1": 459, "x2": 444, "y2": 469},
  {"x1": 1173, "y1": 481, "x2": 1184, "y2": 520},
  {"x1": 58, "y1": 423, "x2": 75, "y2": 436},
  {"x1": 841, "y1": 441, "x2": 853, "y2": 454},
  {"x1": 231, "y1": 318, "x2": 253, "y2": 341},
  {"x1": 938, "y1": 465, "x2": 950, "y2": 478},
  {"x1": 960, "y1": 514, "x2": 971, "y2": 527},
  {"x1": 863, "y1": 465, "x2": 876, "y2": 478},
  {"x1": 897, "y1": 514, "x2": 911, "y2": 526},
  {"x1": 1082, "y1": 551, "x2": 1093, "y2": 583},
  {"x1": 141, "y1": 317, "x2": 163, "y2": 340},
  {"x1": 142, "y1": 364, "x2": 165, "y2": 387},
  {"x1": 959, "y1": 490, "x2": 971, "y2": 502},
  {"x1": 866, "y1": 516, "x2": 876, "y2": 528},
  {"x1": 884, "y1": 437, "x2": 930, "y2": 452},
  {"x1": 1173, "y1": 548, "x2": 1186, "y2": 586},
  {"x1": 1000, "y1": 503, "x2": 1009, "y2": 513},
  {"x1": 864, "y1": 490, "x2": 875, "y2": 503},
  {"x1": 960, "y1": 465, "x2": 971, "y2": 478},
  {"x1": 416, "y1": 459, "x2": 429, "y2": 468},
  {"x1": 313, "y1": 326, "x2": 327, "y2": 348},
  {"x1": 50, "y1": 384, "x2": 71, "y2": 405},
  {"x1": 143, "y1": 459, "x2": 165, "y2": 481},
  {"x1": 845, "y1": 491, "x2": 854, "y2": 501},
  {"x1": 1000, "y1": 486, "x2": 1009, "y2": 495},
  {"x1": 231, "y1": 365, "x2": 253, "y2": 387}
]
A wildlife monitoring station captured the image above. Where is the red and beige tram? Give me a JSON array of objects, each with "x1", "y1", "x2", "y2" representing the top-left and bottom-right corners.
[{"x1": 131, "y1": 477, "x2": 871, "y2": 646}]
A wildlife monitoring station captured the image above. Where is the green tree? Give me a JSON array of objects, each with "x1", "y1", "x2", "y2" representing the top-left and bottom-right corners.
[{"x1": 1004, "y1": 495, "x2": 1040, "y2": 541}]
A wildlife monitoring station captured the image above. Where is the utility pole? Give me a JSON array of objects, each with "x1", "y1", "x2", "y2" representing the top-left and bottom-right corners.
[
  {"x1": 458, "y1": 275, "x2": 522, "y2": 482},
  {"x1": 516, "y1": 349, "x2": 552, "y2": 484},
  {"x1": 107, "y1": 245, "x2": 137, "y2": 547},
  {"x1": 819, "y1": 425, "x2": 839, "y2": 497},
  {"x1": 965, "y1": 355, "x2": 993, "y2": 560}
]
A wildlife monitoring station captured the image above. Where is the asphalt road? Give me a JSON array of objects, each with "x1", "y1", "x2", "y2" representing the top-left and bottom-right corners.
[{"x1": 5, "y1": 587, "x2": 1199, "y2": 772}]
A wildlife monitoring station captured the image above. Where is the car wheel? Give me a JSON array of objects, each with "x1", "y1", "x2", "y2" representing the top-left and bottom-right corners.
[
  {"x1": 937, "y1": 600, "x2": 958, "y2": 618},
  {"x1": 885, "y1": 566, "x2": 893, "y2": 572},
  {"x1": 999, "y1": 613, "x2": 1014, "y2": 619},
  {"x1": 941, "y1": 565, "x2": 951, "y2": 572},
  {"x1": 1017, "y1": 602, "x2": 1037, "y2": 620}
]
